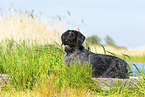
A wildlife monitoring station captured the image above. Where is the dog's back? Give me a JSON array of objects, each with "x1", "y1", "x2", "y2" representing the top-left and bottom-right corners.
[{"x1": 65, "y1": 47, "x2": 129, "y2": 78}]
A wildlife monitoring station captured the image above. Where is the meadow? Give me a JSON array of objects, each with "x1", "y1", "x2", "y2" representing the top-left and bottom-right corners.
[
  {"x1": 0, "y1": 9, "x2": 145, "y2": 96},
  {"x1": 86, "y1": 45, "x2": 145, "y2": 63}
]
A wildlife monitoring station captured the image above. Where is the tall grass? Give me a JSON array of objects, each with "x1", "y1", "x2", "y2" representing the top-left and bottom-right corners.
[
  {"x1": 1, "y1": 40, "x2": 100, "y2": 96},
  {"x1": 0, "y1": 40, "x2": 63, "y2": 89},
  {"x1": 1, "y1": 8, "x2": 145, "y2": 96},
  {"x1": 0, "y1": 8, "x2": 64, "y2": 46},
  {"x1": 1, "y1": 40, "x2": 145, "y2": 97}
]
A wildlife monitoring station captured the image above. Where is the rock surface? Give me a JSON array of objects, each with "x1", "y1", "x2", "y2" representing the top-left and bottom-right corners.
[
  {"x1": 0, "y1": 74, "x2": 140, "y2": 89},
  {"x1": 93, "y1": 77, "x2": 140, "y2": 90}
]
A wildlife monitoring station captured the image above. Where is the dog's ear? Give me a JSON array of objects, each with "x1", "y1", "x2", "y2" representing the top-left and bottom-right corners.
[
  {"x1": 61, "y1": 32, "x2": 65, "y2": 46},
  {"x1": 76, "y1": 31, "x2": 85, "y2": 46}
]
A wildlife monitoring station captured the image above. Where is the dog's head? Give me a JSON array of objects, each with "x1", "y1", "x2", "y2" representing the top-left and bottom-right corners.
[{"x1": 61, "y1": 30, "x2": 85, "y2": 53}]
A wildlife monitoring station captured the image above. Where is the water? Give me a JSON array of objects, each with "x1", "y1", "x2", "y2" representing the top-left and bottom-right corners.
[{"x1": 128, "y1": 62, "x2": 145, "y2": 76}]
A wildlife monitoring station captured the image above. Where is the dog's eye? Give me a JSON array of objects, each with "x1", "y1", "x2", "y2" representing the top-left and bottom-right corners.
[{"x1": 71, "y1": 34, "x2": 75, "y2": 38}]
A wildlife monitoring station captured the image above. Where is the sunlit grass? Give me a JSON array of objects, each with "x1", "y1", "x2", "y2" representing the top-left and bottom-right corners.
[
  {"x1": 0, "y1": 40, "x2": 100, "y2": 96},
  {"x1": 1, "y1": 40, "x2": 144, "y2": 97},
  {"x1": 0, "y1": 8, "x2": 145, "y2": 97},
  {"x1": 89, "y1": 45, "x2": 144, "y2": 56},
  {"x1": 128, "y1": 56, "x2": 145, "y2": 63},
  {"x1": 0, "y1": 8, "x2": 144, "y2": 62},
  {"x1": 86, "y1": 44, "x2": 145, "y2": 63},
  {"x1": 0, "y1": 8, "x2": 63, "y2": 46}
]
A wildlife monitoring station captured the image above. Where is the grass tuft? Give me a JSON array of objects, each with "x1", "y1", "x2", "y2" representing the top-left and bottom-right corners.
[{"x1": 1, "y1": 8, "x2": 145, "y2": 97}]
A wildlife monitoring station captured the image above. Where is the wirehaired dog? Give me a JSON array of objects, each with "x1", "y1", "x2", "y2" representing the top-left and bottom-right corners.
[{"x1": 61, "y1": 30, "x2": 129, "y2": 78}]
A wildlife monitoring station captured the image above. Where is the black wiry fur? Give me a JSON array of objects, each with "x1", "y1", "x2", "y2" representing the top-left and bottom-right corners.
[{"x1": 61, "y1": 30, "x2": 129, "y2": 78}]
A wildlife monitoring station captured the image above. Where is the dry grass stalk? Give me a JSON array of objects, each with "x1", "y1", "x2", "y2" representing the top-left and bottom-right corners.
[
  {"x1": 0, "y1": 9, "x2": 64, "y2": 46},
  {"x1": 88, "y1": 45, "x2": 145, "y2": 56}
]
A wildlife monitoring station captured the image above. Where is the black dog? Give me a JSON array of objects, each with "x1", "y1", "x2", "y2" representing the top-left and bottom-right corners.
[{"x1": 61, "y1": 30, "x2": 129, "y2": 78}]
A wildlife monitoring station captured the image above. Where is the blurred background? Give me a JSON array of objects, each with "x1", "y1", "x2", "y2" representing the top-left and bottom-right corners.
[{"x1": 0, "y1": 0, "x2": 145, "y2": 56}]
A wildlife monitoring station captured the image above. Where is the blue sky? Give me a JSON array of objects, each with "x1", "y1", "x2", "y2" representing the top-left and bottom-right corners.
[{"x1": 0, "y1": 0, "x2": 145, "y2": 49}]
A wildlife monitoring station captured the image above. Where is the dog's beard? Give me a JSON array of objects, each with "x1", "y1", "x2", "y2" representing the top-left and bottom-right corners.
[{"x1": 64, "y1": 45, "x2": 75, "y2": 54}]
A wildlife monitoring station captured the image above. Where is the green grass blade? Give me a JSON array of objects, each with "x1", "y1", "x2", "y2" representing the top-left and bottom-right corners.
[
  {"x1": 133, "y1": 63, "x2": 142, "y2": 76},
  {"x1": 100, "y1": 44, "x2": 106, "y2": 55},
  {"x1": 106, "y1": 51, "x2": 116, "y2": 56},
  {"x1": 142, "y1": 63, "x2": 144, "y2": 74},
  {"x1": 122, "y1": 54, "x2": 131, "y2": 61}
]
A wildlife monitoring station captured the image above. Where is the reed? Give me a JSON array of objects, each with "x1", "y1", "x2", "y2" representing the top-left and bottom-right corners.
[
  {"x1": 0, "y1": 8, "x2": 64, "y2": 46},
  {"x1": 1, "y1": 8, "x2": 145, "y2": 97}
]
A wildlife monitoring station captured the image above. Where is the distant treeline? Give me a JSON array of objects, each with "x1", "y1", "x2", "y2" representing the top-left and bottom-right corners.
[{"x1": 85, "y1": 35, "x2": 116, "y2": 46}]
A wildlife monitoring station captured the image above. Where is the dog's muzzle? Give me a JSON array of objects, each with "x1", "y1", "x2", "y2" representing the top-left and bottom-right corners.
[{"x1": 64, "y1": 45, "x2": 70, "y2": 49}]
